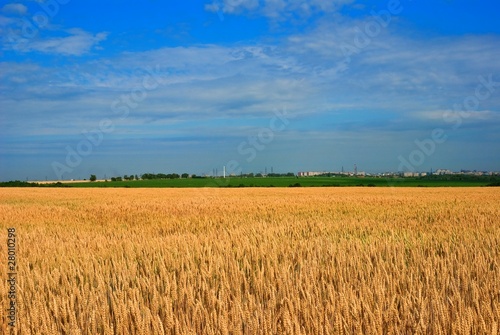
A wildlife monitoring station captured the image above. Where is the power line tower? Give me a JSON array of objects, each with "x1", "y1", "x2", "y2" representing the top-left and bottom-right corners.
[{"x1": 354, "y1": 164, "x2": 357, "y2": 176}]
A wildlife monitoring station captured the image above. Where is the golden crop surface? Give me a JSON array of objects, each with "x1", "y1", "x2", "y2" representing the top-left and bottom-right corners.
[{"x1": 1, "y1": 187, "x2": 499, "y2": 334}]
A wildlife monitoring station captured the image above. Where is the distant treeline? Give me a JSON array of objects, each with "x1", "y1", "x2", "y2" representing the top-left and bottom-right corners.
[
  {"x1": 140, "y1": 173, "x2": 183, "y2": 180},
  {"x1": 418, "y1": 174, "x2": 500, "y2": 182},
  {"x1": 112, "y1": 172, "x2": 296, "y2": 181},
  {"x1": 0, "y1": 181, "x2": 71, "y2": 187},
  {"x1": 2, "y1": 173, "x2": 498, "y2": 187},
  {"x1": 415, "y1": 174, "x2": 500, "y2": 186}
]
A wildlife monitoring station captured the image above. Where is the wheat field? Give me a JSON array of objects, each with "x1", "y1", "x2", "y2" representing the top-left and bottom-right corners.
[{"x1": 0, "y1": 187, "x2": 499, "y2": 334}]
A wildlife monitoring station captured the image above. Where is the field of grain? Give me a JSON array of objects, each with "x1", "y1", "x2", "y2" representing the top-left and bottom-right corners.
[{"x1": 1, "y1": 187, "x2": 499, "y2": 334}]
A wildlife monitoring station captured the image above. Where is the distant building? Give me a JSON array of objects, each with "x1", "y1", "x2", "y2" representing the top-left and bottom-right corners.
[
  {"x1": 403, "y1": 172, "x2": 427, "y2": 177},
  {"x1": 297, "y1": 171, "x2": 324, "y2": 177},
  {"x1": 298, "y1": 171, "x2": 366, "y2": 177},
  {"x1": 435, "y1": 169, "x2": 453, "y2": 175}
]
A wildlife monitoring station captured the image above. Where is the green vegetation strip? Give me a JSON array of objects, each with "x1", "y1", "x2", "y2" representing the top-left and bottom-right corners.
[{"x1": 2, "y1": 175, "x2": 499, "y2": 188}]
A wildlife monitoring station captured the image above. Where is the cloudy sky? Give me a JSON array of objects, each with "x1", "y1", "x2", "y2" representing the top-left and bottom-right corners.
[{"x1": 1, "y1": 0, "x2": 499, "y2": 180}]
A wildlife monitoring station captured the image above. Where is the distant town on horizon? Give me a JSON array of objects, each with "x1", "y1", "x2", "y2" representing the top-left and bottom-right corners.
[{"x1": 9, "y1": 167, "x2": 500, "y2": 184}]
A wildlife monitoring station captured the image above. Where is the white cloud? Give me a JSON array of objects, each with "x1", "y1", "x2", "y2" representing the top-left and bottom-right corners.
[
  {"x1": 2, "y1": 3, "x2": 28, "y2": 15},
  {"x1": 2, "y1": 14, "x2": 500, "y2": 142},
  {"x1": 205, "y1": 0, "x2": 353, "y2": 20},
  {"x1": 0, "y1": 15, "x2": 16, "y2": 26},
  {"x1": 416, "y1": 110, "x2": 497, "y2": 122},
  {"x1": 17, "y1": 29, "x2": 108, "y2": 56},
  {"x1": 205, "y1": 0, "x2": 259, "y2": 14}
]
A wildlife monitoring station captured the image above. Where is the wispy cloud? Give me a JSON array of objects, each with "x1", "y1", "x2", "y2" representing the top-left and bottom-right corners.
[
  {"x1": 205, "y1": 0, "x2": 354, "y2": 20},
  {"x1": 11, "y1": 28, "x2": 108, "y2": 55},
  {"x1": 416, "y1": 110, "x2": 497, "y2": 122},
  {"x1": 2, "y1": 3, "x2": 28, "y2": 15},
  {"x1": 1, "y1": 2, "x2": 500, "y2": 179},
  {"x1": 2, "y1": 18, "x2": 500, "y2": 138}
]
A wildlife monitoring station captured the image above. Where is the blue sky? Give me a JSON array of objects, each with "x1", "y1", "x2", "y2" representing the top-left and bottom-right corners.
[{"x1": 1, "y1": 0, "x2": 499, "y2": 181}]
